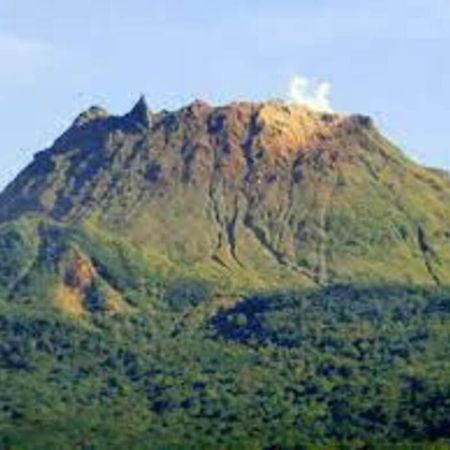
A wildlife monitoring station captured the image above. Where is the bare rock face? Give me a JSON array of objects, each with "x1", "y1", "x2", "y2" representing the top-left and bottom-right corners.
[
  {"x1": 124, "y1": 95, "x2": 151, "y2": 128},
  {"x1": 1, "y1": 98, "x2": 449, "y2": 286}
]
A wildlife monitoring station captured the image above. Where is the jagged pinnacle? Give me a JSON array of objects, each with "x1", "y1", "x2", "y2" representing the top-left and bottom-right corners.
[{"x1": 126, "y1": 95, "x2": 151, "y2": 128}]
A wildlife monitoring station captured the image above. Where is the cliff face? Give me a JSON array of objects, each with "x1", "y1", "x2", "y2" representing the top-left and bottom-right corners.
[{"x1": 1, "y1": 98, "x2": 450, "y2": 287}]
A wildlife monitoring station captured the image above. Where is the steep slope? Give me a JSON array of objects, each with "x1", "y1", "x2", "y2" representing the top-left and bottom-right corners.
[
  {"x1": 1, "y1": 98, "x2": 449, "y2": 288},
  {"x1": 0, "y1": 216, "x2": 161, "y2": 317}
]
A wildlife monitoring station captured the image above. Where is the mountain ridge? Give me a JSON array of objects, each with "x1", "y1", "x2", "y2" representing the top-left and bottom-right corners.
[{"x1": 0, "y1": 98, "x2": 449, "y2": 292}]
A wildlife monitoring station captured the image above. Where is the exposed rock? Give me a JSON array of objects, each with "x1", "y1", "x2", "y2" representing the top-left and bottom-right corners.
[
  {"x1": 125, "y1": 95, "x2": 151, "y2": 128},
  {"x1": 1, "y1": 99, "x2": 449, "y2": 286}
]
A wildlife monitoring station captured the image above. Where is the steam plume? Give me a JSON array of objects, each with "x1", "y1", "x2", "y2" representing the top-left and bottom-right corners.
[{"x1": 288, "y1": 76, "x2": 333, "y2": 113}]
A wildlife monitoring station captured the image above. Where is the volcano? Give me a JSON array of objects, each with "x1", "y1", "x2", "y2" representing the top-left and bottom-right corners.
[
  {"x1": 1, "y1": 98, "x2": 450, "y2": 448},
  {"x1": 0, "y1": 98, "x2": 449, "y2": 298}
]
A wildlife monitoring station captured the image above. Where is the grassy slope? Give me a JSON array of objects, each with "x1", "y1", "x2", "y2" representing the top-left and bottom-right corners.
[{"x1": 1, "y1": 102, "x2": 449, "y2": 290}]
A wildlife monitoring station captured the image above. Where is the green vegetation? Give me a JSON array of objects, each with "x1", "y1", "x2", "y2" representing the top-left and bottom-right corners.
[
  {"x1": 0, "y1": 101, "x2": 450, "y2": 448},
  {"x1": 0, "y1": 285, "x2": 449, "y2": 449}
]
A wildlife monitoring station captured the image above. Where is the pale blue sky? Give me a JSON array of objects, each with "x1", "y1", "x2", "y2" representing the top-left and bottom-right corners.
[{"x1": 0, "y1": 0, "x2": 449, "y2": 188}]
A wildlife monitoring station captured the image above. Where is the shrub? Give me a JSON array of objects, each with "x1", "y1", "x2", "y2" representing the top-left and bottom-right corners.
[{"x1": 163, "y1": 278, "x2": 213, "y2": 311}]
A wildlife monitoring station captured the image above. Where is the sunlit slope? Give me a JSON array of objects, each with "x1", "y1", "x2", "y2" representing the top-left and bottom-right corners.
[{"x1": 0, "y1": 99, "x2": 449, "y2": 287}]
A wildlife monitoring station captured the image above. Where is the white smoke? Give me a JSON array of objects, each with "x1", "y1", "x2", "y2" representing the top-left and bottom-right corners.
[{"x1": 287, "y1": 76, "x2": 333, "y2": 113}]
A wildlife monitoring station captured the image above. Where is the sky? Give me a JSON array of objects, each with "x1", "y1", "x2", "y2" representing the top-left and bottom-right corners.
[{"x1": 0, "y1": 0, "x2": 449, "y2": 188}]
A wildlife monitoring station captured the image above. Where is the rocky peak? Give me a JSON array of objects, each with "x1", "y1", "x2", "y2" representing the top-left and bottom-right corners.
[{"x1": 125, "y1": 95, "x2": 151, "y2": 128}]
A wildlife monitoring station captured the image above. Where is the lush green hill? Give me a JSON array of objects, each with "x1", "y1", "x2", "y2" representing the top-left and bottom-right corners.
[{"x1": 0, "y1": 99, "x2": 450, "y2": 449}]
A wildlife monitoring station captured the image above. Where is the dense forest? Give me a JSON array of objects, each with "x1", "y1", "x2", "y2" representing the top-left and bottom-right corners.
[{"x1": 0, "y1": 284, "x2": 449, "y2": 449}]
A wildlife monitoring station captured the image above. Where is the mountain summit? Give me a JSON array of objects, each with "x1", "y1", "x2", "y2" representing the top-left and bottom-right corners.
[
  {"x1": 1, "y1": 98, "x2": 449, "y2": 291},
  {"x1": 1, "y1": 98, "x2": 450, "y2": 449}
]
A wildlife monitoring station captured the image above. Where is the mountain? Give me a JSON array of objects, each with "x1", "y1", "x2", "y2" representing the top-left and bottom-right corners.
[
  {"x1": 0, "y1": 99, "x2": 450, "y2": 449},
  {"x1": 1, "y1": 98, "x2": 450, "y2": 296}
]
